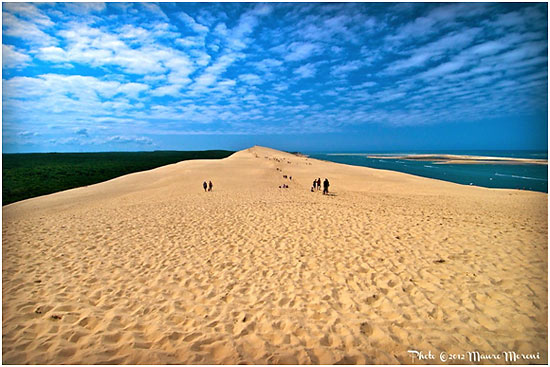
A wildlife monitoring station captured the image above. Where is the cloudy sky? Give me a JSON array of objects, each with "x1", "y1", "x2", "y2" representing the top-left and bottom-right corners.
[{"x1": 2, "y1": 2, "x2": 548, "y2": 153}]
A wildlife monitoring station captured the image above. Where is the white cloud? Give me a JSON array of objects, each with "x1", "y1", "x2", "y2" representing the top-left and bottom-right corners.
[
  {"x1": 385, "y1": 28, "x2": 481, "y2": 74},
  {"x1": 330, "y1": 46, "x2": 344, "y2": 54},
  {"x1": 294, "y1": 10, "x2": 373, "y2": 45},
  {"x1": 322, "y1": 14, "x2": 357, "y2": 43},
  {"x1": 273, "y1": 83, "x2": 289, "y2": 92},
  {"x1": 18, "y1": 130, "x2": 39, "y2": 137},
  {"x1": 117, "y1": 83, "x2": 150, "y2": 99},
  {"x1": 387, "y1": 3, "x2": 488, "y2": 44},
  {"x1": 48, "y1": 134, "x2": 155, "y2": 147},
  {"x1": 3, "y1": 3, "x2": 53, "y2": 27},
  {"x1": 2, "y1": 12, "x2": 57, "y2": 46},
  {"x1": 330, "y1": 60, "x2": 365, "y2": 78},
  {"x1": 2, "y1": 44, "x2": 32, "y2": 69},
  {"x1": 283, "y1": 42, "x2": 323, "y2": 62},
  {"x1": 36, "y1": 46, "x2": 68, "y2": 63},
  {"x1": 118, "y1": 25, "x2": 151, "y2": 41},
  {"x1": 189, "y1": 49, "x2": 211, "y2": 66},
  {"x1": 252, "y1": 58, "x2": 284, "y2": 72},
  {"x1": 69, "y1": 2, "x2": 106, "y2": 14},
  {"x1": 190, "y1": 52, "x2": 245, "y2": 92},
  {"x1": 142, "y1": 74, "x2": 167, "y2": 84},
  {"x1": 37, "y1": 23, "x2": 198, "y2": 78},
  {"x1": 139, "y1": 3, "x2": 167, "y2": 20},
  {"x1": 184, "y1": 5, "x2": 273, "y2": 93},
  {"x1": 194, "y1": 73, "x2": 217, "y2": 88},
  {"x1": 209, "y1": 43, "x2": 220, "y2": 52},
  {"x1": 106, "y1": 135, "x2": 153, "y2": 145},
  {"x1": 2, "y1": 2, "x2": 547, "y2": 140},
  {"x1": 178, "y1": 12, "x2": 209, "y2": 34},
  {"x1": 214, "y1": 4, "x2": 272, "y2": 52},
  {"x1": 213, "y1": 23, "x2": 228, "y2": 37},
  {"x1": 226, "y1": 16, "x2": 257, "y2": 50},
  {"x1": 351, "y1": 81, "x2": 377, "y2": 90},
  {"x1": 423, "y1": 28, "x2": 482, "y2": 53},
  {"x1": 251, "y1": 3, "x2": 273, "y2": 16},
  {"x1": 462, "y1": 39, "x2": 511, "y2": 58},
  {"x1": 150, "y1": 84, "x2": 182, "y2": 97},
  {"x1": 217, "y1": 79, "x2": 237, "y2": 88},
  {"x1": 239, "y1": 73, "x2": 263, "y2": 85},
  {"x1": 164, "y1": 56, "x2": 195, "y2": 81},
  {"x1": 294, "y1": 63, "x2": 316, "y2": 79},
  {"x1": 387, "y1": 53, "x2": 433, "y2": 74},
  {"x1": 3, "y1": 74, "x2": 150, "y2": 115},
  {"x1": 491, "y1": 40, "x2": 547, "y2": 64},
  {"x1": 196, "y1": 9, "x2": 222, "y2": 27},
  {"x1": 488, "y1": 6, "x2": 545, "y2": 33},
  {"x1": 176, "y1": 36, "x2": 203, "y2": 48}
]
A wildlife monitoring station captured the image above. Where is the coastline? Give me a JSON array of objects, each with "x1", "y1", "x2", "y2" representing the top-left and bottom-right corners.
[
  {"x1": 366, "y1": 154, "x2": 548, "y2": 165},
  {"x1": 3, "y1": 146, "x2": 547, "y2": 364},
  {"x1": 308, "y1": 152, "x2": 548, "y2": 193}
]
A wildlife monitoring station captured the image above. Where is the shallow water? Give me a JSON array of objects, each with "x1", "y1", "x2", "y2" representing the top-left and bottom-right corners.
[{"x1": 308, "y1": 151, "x2": 548, "y2": 193}]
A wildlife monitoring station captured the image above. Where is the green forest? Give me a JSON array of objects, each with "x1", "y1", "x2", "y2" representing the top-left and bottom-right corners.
[{"x1": 3, "y1": 150, "x2": 234, "y2": 205}]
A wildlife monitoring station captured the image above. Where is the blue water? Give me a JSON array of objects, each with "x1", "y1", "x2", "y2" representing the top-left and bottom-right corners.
[{"x1": 307, "y1": 151, "x2": 548, "y2": 193}]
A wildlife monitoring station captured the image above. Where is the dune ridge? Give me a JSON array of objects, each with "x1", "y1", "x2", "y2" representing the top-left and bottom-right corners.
[{"x1": 2, "y1": 146, "x2": 547, "y2": 364}]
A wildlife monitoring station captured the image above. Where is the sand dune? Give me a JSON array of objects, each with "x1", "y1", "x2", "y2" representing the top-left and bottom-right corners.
[{"x1": 2, "y1": 146, "x2": 547, "y2": 364}]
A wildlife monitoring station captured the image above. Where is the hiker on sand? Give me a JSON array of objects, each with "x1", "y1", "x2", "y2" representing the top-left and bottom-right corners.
[
  {"x1": 317, "y1": 178, "x2": 321, "y2": 191},
  {"x1": 313, "y1": 179, "x2": 317, "y2": 190},
  {"x1": 208, "y1": 181, "x2": 213, "y2": 192},
  {"x1": 323, "y1": 178, "x2": 330, "y2": 195},
  {"x1": 203, "y1": 181, "x2": 207, "y2": 192}
]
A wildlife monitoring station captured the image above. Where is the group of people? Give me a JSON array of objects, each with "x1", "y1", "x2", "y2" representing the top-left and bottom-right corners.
[
  {"x1": 312, "y1": 177, "x2": 330, "y2": 195},
  {"x1": 201, "y1": 177, "x2": 328, "y2": 194},
  {"x1": 202, "y1": 180, "x2": 213, "y2": 192}
]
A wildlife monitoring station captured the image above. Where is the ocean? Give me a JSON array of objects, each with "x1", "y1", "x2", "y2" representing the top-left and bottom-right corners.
[{"x1": 307, "y1": 151, "x2": 548, "y2": 193}]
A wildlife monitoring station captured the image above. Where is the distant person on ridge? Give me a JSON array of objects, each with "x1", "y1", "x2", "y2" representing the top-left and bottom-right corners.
[
  {"x1": 323, "y1": 178, "x2": 330, "y2": 195},
  {"x1": 317, "y1": 178, "x2": 321, "y2": 191},
  {"x1": 203, "y1": 181, "x2": 207, "y2": 192},
  {"x1": 313, "y1": 179, "x2": 317, "y2": 190},
  {"x1": 208, "y1": 181, "x2": 213, "y2": 192}
]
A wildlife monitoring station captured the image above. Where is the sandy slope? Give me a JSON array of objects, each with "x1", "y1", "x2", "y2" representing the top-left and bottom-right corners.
[{"x1": 2, "y1": 146, "x2": 547, "y2": 364}]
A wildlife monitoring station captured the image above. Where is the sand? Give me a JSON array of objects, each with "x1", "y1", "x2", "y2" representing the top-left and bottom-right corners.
[{"x1": 2, "y1": 145, "x2": 547, "y2": 364}]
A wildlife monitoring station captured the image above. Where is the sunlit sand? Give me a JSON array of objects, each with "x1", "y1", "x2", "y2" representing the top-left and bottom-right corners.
[{"x1": 2, "y1": 146, "x2": 547, "y2": 364}]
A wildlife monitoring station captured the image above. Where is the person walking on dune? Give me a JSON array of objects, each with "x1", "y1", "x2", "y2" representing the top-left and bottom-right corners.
[
  {"x1": 313, "y1": 179, "x2": 317, "y2": 191},
  {"x1": 323, "y1": 178, "x2": 330, "y2": 195},
  {"x1": 317, "y1": 178, "x2": 321, "y2": 191},
  {"x1": 203, "y1": 181, "x2": 207, "y2": 192},
  {"x1": 208, "y1": 180, "x2": 213, "y2": 192}
]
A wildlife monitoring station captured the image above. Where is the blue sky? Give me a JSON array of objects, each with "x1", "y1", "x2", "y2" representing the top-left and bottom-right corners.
[{"x1": 2, "y1": 2, "x2": 548, "y2": 153}]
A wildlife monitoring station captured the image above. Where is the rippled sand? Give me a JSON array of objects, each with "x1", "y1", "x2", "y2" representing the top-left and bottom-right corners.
[{"x1": 2, "y1": 146, "x2": 547, "y2": 364}]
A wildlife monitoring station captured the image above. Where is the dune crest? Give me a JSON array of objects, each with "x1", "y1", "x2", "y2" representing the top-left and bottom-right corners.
[{"x1": 3, "y1": 146, "x2": 547, "y2": 364}]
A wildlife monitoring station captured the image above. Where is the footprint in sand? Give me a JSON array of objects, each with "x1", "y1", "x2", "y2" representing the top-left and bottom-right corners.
[
  {"x1": 365, "y1": 294, "x2": 379, "y2": 305},
  {"x1": 359, "y1": 322, "x2": 373, "y2": 336}
]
